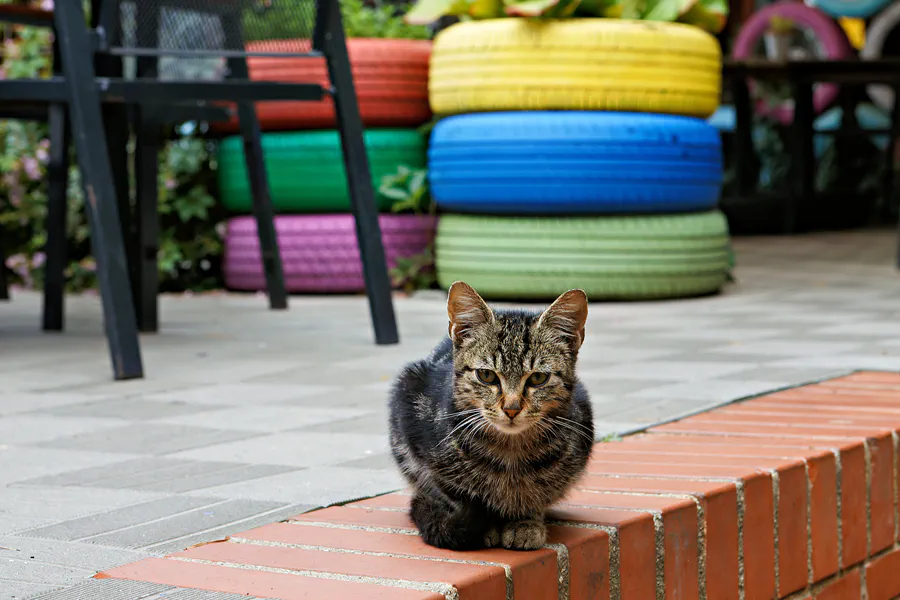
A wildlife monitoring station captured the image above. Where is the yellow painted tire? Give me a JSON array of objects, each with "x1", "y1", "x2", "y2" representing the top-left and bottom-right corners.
[{"x1": 429, "y1": 19, "x2": 722, "y2": 118}]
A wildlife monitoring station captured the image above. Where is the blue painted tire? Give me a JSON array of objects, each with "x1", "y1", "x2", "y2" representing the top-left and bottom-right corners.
[
  {"x1": 807, "y1": 0, "x2": 890, "y2": 18},
  {"x1": 428, "y1": 111, "x2": 723, "y2": 215}
]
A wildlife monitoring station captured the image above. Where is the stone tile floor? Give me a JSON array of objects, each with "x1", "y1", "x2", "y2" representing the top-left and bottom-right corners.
[{"x1": 1, "y1": 227, "x2": 900, "y2": 599}]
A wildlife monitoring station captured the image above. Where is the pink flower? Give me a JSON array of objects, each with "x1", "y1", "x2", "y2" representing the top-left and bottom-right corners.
[
  {"x1": 22, "y1": 157, "x2": 41, "y2": 181},
  {"x1": 165, "y1": 178, "x2": 177, "y2": 190},
  {"x1": 32, "y1": 252, "x2": 46, "y2": 268},
  {"x1": 40, "y1": 0, "x2": 53, "y2": 10}
]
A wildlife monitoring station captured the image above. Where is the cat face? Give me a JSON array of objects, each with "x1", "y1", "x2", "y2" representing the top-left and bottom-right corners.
[{"x1": 447, "y1": 282, "x2": 587, "y2": 436}]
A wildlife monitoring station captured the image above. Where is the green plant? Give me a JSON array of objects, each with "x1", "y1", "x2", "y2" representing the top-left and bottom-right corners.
[
  {"x1": 404, "y1": 0, "x2": 728, "y2": 33},
  {"x1": 378, "y1": 164, "x2": 437, "y2": 293},
  {"x1": 243, "y1": 0, "x2": 430, "y2": 41},
  {"x1": 390, "y1": 244, "x2": 437, "y2": 294},
  {"x1": 379, "y1": 165, "x2": 433, "y2": 215},
  {"x1": 0, "y1": 2, "x2": 223, "y2": 294}
]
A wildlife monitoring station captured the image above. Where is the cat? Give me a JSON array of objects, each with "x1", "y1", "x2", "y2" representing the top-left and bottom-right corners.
[{"x1": 388, "y1": 281, "x2": 594, "y2": 551}]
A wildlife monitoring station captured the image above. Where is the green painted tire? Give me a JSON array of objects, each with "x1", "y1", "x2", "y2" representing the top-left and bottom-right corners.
[
  {"x1": 216, "y1": 129, "x2": 426, "y2": 213},
  {"x1": 435, "y1": 211, "x2": 731, "y2": 300}
]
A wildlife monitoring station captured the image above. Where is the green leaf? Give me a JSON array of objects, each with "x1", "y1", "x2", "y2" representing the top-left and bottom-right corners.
[
  {"x1": 404, "y1": 0, "x2": 467, "y2": 24},
  {"x1": 503, "y1": 0, "x2": 560, "y2": 17},
  {"x1": 677, "y1": 0, "x2": 728, "y2": 33}
]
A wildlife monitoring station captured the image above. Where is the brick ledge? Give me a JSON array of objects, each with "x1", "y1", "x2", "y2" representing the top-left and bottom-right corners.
[{"x1": 97, "y1": 370, "x2": 900, "y2": 600}]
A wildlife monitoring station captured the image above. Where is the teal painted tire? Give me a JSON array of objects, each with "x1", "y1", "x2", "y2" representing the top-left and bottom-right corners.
[
  {"x1": 435, "y1": 211, "x2": 731, "y2": 300},
  {"x1": 216, "y1": 129, "x2": 427, "y2": 213}
]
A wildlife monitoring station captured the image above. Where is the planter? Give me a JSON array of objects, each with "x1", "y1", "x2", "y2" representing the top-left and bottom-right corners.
[
  {"x1": 216, "y1": 128, "x2": 426, "y2": 213},
  {"x1": 224, "y1": 214, "x2": 437, "y2": 293},
  {"x1": 428, "y1": 19, "x2": 722, "y2": 119},
  {"x1": 862, "y1": 2, "x2": 900, "y2": 112},
  {"x1": 429, "y1": 111, "x2": 723, "y2": 215},
  {"x1": 435, "y1": 211, "x2": 731, "y2": 301},
  {"x1": 733, "y1": 1, "x2": 853, "y2": 124},
  {"x1": 212, "y1": 38, "x2": 432, "y2": 133}
]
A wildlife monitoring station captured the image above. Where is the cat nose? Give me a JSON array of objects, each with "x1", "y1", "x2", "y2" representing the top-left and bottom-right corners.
[{"x1": 502, "y1": 407, "x2": 521, "y2": 419}]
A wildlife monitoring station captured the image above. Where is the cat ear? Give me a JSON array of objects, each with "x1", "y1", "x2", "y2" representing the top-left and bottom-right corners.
[
  {"x1": 537, "y1": 289, "x2": 588, "y2": 350},
  {"x1": 447, "y1": 281, "x2": 494, "y2": 343}
]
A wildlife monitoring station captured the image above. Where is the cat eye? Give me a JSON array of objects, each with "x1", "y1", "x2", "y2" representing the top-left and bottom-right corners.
[
  {"x1": 476, "y1": 369, "x2": 498, "y2": 385},
  {"x1": 527, "y1": 372, "x2": 550, "y2": 387}
]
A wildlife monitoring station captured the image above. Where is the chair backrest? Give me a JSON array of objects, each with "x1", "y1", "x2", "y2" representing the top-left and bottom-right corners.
[{"x1": 102, "y1": 0, "x2": 321, "y2": 81}]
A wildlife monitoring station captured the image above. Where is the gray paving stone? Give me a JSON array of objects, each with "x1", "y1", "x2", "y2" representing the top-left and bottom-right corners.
[
  {"x1": 33, "y1": 424, "x2": 261, "y2": 455},
  {"x1": 2, "y1": 579, "x2": 60, "y2": 600},
  {"x1": 0, "y1": 416, "x2": 126, "y2": 446},
  {"x1": 85, "y1": 498, "x2": 289, "y2": 549},
  {"x1": 0, "y1": 536, "x2": 149, "y2": 586},
  {"x1": 21, "y1": 496, "x2": 219, "y2": 542},
  {"x1": 146, "y1": 502, "x2": 313, "y2": 555},
  {"x1": 337, "y1": 452, "x2": 398, "y2": 470},
  {"x1": 47, "y1": 398, "x2": 220, "y2": 420},
  {"x1": 170, "y1": 432, "x2": 390, "y2": 467},
  {"x1": 0, "y1": 515, "x2": 56, "y2": 537},
  {"x1": 155, "y1": 405, "x2": 367, "y2": 432},
  {"x1": 0, "y1": 487, "x2": 164, "y2": 522},
  {"x1": 584, "y1": 360, "x2": 758, "y2": 382},
  {"x1": 187, "y1": 466, "x2": 405, "y2": 507},
  {"x1": 292, "y1": 412, "x2": 388, "y2": 434},
  {"x1": 0, "y1": 393, "x2": 114, "y2": 418},
  {"x1": 0, "y1": 448, "x2": 136, "y2": 486},
  {"x1": 624, "y1": 379, "x2": 790, "y2": 402},
  {"x1": 24, "y1": 579, "x2": 170, "y2": 600}
]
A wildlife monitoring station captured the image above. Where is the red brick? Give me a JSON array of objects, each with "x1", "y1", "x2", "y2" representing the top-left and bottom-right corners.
[
  {"x1": 97, "y1": 558, "x2": 444, "y2": 599},
  {"x1": 685, "y1": 409, "x2": 893, "y2": 435},
  {"x1": 623, "y1": 434, "x2": 839, "y2": 583},
  {"x1": 865, "y1": 547, "x2": 900, "y2": 600},
  {"x1": 652, "y1": 418, "x2": 866, "y2": 439},
  {"x1": 546, "y1": 526, "x2": 610, "y2": 600},
  {"x1": 814, "y1": 570, "x2": 861, "y2": 600},
  {"x1": 768, "y1": 388, "x2": 900, "y2": 407},
  {"x1": 741, "y1": 399, "x2": 900, "y2": 418},
  {"x1": 174, "y1": 540, "x2": 505, "y2": 600},
  {"x1": 560, "y1": 492, "x2": 698, "y2": 600},
  {"x1": 549, "y1": 506, "x2": 657, "y2": 600},
  {"x1": 350, "y1": 493, "x2": 410, "y2": 510},
  {"x1": 584, "y1": 458, "x2": 778, "y2": 600},
  {"x1": 578, "y1": 476, "x2": 739, "y2": 600},
  {"x1": 829, "y1": 371, "x2": 900, "y2": 386},
  {"x1": 589, "y1": 446, "x2": 808, "y2": 596},
  {"x1": 291, "y1": 506, "x2": 416, "y2": 530},
  {"x1": 839, "y1": 443, "x2": 868, "y2": 568},
  {"x1": 239, "y1": 521, "x2": 559, "y2": 600},
  {"x1": 709, "y1": 405, "x2": 900, "y2": 430},
  {"x1": 867, "y1": 434, "x2": 896, "y2": 554}
]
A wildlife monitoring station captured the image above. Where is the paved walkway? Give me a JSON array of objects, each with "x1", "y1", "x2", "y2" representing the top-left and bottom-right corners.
[{"x1": 1, "y1": 228, "x2": 899, "y2": 599}]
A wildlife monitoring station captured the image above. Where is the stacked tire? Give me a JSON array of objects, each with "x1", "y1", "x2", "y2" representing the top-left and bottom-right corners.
[
  {"x1": 428, "y1": 19, "x2": 733, "y2": 300},
  {"x1": 217, "y1": 39, "x2": 437, "y2": 293}
]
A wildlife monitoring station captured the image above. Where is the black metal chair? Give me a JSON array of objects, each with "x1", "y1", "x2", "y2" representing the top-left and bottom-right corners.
[{"x1": 0, "y1": 0, "x2": 400, "y2": 380}]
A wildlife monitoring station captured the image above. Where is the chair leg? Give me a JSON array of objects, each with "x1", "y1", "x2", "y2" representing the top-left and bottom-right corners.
[
  {"x1": 42, "y1": 103, "x2": 71, "y2": 331},
  {"x1": 133, "y1": 109, "x2": 160, "y2": 332},
  {"x1": 53, "y1": 0, "x2": 143, "y2": 380},
  {"x1": 0, "y1": 237, "x2": 8, "y2": 301},
  {"x1": 317, "y1": 0, "x2": 399, "y2": 345},
  {"x1": 222, "y1": 14, "x2": 287, "y2": 311}
]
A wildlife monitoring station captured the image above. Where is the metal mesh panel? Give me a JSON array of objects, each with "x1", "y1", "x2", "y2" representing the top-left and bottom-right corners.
[{"x1": 109, "y1": 0, "x2": 318, "y2": 73}]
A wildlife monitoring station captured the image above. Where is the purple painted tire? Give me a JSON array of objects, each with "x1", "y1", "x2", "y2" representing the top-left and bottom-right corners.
[
  {"x1": 224, "y1": 214, "x2": 438, "y2": 293},
  {"x1": 732, "y1": 1, "x2": 853, "y2": 124}
]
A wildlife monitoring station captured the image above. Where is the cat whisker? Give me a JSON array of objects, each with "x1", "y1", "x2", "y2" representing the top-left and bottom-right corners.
[
  {"x1": 438, "y1": 414, "x2": 483, "y2": 446},
  {"x1": 435, "y1": 409, "x2": 481, "y2": 421},
  {"x1": 550, "y1": 418, "x2": 595, "y2": 444}
]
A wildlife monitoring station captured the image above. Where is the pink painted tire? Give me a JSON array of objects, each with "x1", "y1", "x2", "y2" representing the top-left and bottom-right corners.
[
  {"x1": 223, "y1": 214, "x2": 437, "y2": 293},
  {"x1": 732, "y1": 1, "x2": 853, "y2": 124}
]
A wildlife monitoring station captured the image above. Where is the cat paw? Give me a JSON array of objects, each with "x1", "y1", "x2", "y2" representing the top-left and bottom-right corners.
[
  {"x1": 484, "y1": 527, "x2": 501, "y2": 548},
  {"x1": 501, "y1": 519, "x2": 546, "y2": 550}
]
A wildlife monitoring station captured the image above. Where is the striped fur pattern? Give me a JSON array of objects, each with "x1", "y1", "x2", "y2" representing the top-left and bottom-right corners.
[{"x1": 389, "y1": 282, "x2": 594, "y2": 551}]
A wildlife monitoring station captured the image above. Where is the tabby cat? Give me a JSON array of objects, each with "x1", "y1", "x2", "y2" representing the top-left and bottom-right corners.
[{"x1": 388, "y1": 281, "x2": 594, "y2": 551}]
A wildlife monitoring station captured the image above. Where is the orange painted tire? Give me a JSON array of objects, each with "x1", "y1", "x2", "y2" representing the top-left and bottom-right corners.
[{"x1": 212, "y1": 38, "x2": 432, "y2": 133}]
